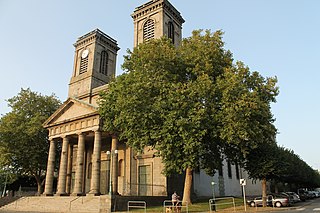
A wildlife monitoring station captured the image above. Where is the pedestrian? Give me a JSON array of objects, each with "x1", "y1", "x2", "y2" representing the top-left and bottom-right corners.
[{"x1": 172, "y1": 191, "x2": 181, "y2": 213}]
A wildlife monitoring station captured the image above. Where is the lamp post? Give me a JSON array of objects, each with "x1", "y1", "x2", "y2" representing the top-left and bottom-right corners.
[
  {"x1": 211, "y1": 181, "x2": 216, "y2": 211},
  {"x1": 1, "y1": 165, "x2": 11, "y2": 197},
  {"x1": 211, "y1": 181, "x2": 215, "y2": 200},
  {"x1": 1, "y1": 172, "x2": 8, "y2": 197},
  {"x1": 106, "y1": 150, "x2": 118, "y2": 196}
]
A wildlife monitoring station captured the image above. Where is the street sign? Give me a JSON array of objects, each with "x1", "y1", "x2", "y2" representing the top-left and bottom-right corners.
[
  {"x1": 240, "y1": 179, "x2": 246, "y2": 186},
  {"x1": 240, "y1": 179, "x2": 247, "y2": 211}
]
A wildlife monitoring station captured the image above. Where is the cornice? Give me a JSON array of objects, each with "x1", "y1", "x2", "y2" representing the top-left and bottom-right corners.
[
  {"x1": 45, "y1": 111, "x2": 99, "y2": 129},
  {"x1": 73, "y1": 28, "x2": 120, "y2": 52},
  {"x1": 131, "y1": 0, "x2": 185, "y2": 24}
]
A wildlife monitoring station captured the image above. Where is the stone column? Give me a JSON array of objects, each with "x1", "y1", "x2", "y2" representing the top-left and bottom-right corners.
[
  {"x1": 111, "y1": 135, "x2": 118, "y2": 195},
  {"x1": 43, "y1": 139, "x2": 56, "y2": 196},
  {"x1": 89, "y1": 130, "x2": 102, "y2": 195},
  {"x1": 66, "y1": 143, "x2": 73, "y2": 194},
  {"x1": 72, "y1": 132, "x2": 85, "y2": 195},
  {"x1": 56, "y1": 136, "x2": 69, "y2": 195}
]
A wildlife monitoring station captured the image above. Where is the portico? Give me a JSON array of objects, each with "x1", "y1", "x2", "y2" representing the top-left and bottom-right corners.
[{"x1": 43, "y1": 98, "x2": 120, "y2": 196}]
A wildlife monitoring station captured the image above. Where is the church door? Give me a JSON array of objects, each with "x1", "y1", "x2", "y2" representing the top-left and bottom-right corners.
[{"x1": 138, "y1": 165, "x2": 151, "y2": 196}]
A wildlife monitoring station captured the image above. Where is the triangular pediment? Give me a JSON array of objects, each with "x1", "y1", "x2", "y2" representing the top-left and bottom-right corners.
[{"x1": 43, "y1": 97, "x2": 98, "y2": 127}]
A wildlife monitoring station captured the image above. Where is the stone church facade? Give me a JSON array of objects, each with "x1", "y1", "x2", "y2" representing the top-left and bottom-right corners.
[{"x1": 42, "y1": 0, "x2": 262, "y2": 199}]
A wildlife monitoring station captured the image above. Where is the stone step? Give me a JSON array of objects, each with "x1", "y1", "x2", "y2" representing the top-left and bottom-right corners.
[{"x1": 0, "y1": 195, "x2": 111, "y2": 213}]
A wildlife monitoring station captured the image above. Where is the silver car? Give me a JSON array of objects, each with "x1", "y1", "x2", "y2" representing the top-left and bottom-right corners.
[
  {"x1": 248, "y1": 194, "x2": 290, "y2": 208},
  {"x1": 282, "y1": 192, "x2": 301, "y2": 203}
]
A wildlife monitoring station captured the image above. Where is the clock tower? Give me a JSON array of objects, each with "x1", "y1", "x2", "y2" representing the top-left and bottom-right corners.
[
  {"x1": 131, "y1": 0, "x2": 185, "y2": 48},
  {"x1": 68, "y1": 29, "x2": 120, "y2": 101}
]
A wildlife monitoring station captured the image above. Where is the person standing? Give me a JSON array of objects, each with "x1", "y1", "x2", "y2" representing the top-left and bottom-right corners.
[{"x1": 172, "y1": 191, "x2": 181, "y2": 213}]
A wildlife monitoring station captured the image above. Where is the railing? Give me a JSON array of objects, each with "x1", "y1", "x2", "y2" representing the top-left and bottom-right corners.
[
  {"x1": 209, "y1": 197, "x2": 235, "y2": 212},
  {"x1": 163, "y1": 200, "x2": 188, "y2": 213},
  {"x1": 69, "y1": 196, "x2": 83, "y2": 212},
  {"x1": 127, "y1": 201, "x2": 146, "y2": 213},
  {"x1": 15, "y1": 196, "x2": 29, "y2": 209}
]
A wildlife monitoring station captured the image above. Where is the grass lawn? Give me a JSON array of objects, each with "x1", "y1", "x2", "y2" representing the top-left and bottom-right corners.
[{"x1": 128, "y1": 197, "x2": 246, "y2": 212}]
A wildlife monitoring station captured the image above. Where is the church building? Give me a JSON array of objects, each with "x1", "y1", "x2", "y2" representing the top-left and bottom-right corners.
[{"x1": 42, "y1": 0, "x2": 263, "y2": 200}]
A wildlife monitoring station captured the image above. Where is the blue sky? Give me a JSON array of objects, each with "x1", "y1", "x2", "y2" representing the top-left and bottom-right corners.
[{"x1": 0, "y1": 0, "x2": 319, "y2": 170}]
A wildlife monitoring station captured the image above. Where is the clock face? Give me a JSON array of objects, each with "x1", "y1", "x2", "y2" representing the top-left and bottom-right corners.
[{"x1": 81, "y1": 49, "x2": 89, "y2": 58}]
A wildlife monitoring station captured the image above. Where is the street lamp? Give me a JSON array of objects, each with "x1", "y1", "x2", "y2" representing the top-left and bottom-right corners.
[
  {"x1": 1, "y1": 172, "x2": 8, "y2": 197},
  {"x1": 211, "y1": 181, "x2": 216, "y2": 211},
  {"x1": 1, "y1": 165, "x2": 11, "y2": 197},
  {"x1": 106, "y1": 150, "x2": 118, "y2": 196},
  {"x1": 211, "y1": 181, "x2": 215, "y2": 200}
]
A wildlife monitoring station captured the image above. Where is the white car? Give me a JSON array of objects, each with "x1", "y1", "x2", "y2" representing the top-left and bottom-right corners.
[{"x1": 309, "y1": 191, "x2": 320, "y2": 198}]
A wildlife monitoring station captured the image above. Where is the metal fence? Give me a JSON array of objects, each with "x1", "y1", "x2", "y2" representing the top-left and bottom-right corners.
[
  {"x1": 163, "y1": 200, "x2": 188, "y2": 213},
  {"x1": 127, "y1": 201, "x2": 147, "y2": 213},
  {"x1": 209, "y1": 197, "x2": 235, "y2": 212}
]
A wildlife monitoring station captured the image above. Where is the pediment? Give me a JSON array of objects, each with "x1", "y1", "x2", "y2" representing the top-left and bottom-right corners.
[{"x1": 43, "y1": 98, "x2": 98, "y2": 127}]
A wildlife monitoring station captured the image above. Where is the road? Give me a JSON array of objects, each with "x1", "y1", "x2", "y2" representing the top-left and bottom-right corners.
[{"x1": 276, "y1": 198, "x2": 320, "y2": 213}]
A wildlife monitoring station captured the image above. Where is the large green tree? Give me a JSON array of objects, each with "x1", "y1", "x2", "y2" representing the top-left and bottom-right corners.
[
  {"x1": 99, "y1": 30, "x2": 278, "y2": 203},
  {"x1": 0, "y1": 88, "x2": 61, "y2": 194}
]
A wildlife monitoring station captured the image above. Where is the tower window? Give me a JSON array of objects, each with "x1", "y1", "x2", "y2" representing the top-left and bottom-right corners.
[
  {"x1": 168, "y1": 21, "x2": 175, "y2": 44},
  {"x1": 100, "y1": 50, "x2": 109, "y2": 75},
  {"x1": 79, "y1": 57, "x2": 88, "y2": 74},
  {"x1": 143, "y1": 19, "x2": 155, "y2": 42}
]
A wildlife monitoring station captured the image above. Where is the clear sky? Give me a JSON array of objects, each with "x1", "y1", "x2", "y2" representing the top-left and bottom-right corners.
[{"x1": 0, "y1": 0, "x2": 319, "y2": 170}]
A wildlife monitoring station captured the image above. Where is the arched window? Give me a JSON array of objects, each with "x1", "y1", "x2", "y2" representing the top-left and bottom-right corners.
[
  {"x1": 143, "y1": 19, "x2": 155, "y2": 42},
  {"x1": 100, "y1": 50, "x2": 108, "y2": 75},
  {"x1": 168, "y1": 21, "x2": 175, "y2": 44}
]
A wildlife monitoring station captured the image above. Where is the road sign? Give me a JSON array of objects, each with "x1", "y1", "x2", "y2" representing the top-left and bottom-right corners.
[{"x1": 240, "y1": 179, "x2": 246, "y2": 186}]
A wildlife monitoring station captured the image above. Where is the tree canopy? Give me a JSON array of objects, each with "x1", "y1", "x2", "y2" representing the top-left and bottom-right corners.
[
  {"x1": 99, "y1": 30, "x2": 279, "y2": 202},
  {"x1": 0, "y1": 88, "x2": 61, "y2": 194}
]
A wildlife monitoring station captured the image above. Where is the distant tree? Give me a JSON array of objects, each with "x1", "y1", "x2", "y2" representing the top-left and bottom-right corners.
[
  {"x1": 99, "y1": 30, "x2": 278, "y2": 203},
  {"x1": 278, "y1": 148, "x2": 320, "y2": 189},
  {"x1": 0, "y1": 88, "x2": 61, "y2": 194},
  {"x1": 244, "y1": 143, "x2": 288, "y2": 206}
]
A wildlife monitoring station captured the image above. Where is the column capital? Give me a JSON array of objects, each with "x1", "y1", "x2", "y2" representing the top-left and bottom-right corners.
[
  {"x1": 61, "y1": 134, "x2": 70, "y2": 139},
  {"x1": 111, "y1": 134, "x2": 118, "y2": 139},
  {"x1": 77, "y1": 131, "x2": 87, "y2": 136}
]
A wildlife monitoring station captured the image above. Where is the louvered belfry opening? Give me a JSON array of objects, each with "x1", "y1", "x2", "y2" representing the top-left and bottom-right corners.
[{"x1": 143, "y1": 19, "x2": 155, "y2": 42}]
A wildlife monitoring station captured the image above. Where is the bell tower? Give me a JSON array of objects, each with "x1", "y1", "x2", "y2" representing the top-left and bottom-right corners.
[
  {"x1": 68, "y1": 29, "x2": 120, "y2": 100},
  {"x1": 131, "y1": 0, "x2": 185, "y2": 48}
]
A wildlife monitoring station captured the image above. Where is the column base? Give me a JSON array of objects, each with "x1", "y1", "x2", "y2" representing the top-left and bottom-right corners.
[
  {"x1": 71, "y1": 192, "x2": 85, "y2": 196},
  {"x1": 42, "y1": 193, "x2": 54, "y2": 196},
  {"x1": 87, "y1": 192, "x2": 101, "y2": 196},
  {"x1": 55, "y1": 192, "x2": 69, "y2": 196}
]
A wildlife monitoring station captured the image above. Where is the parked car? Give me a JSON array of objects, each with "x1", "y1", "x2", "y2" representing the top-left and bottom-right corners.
[
  {"x1": 247, "y1": 194, "x2": 290, "y2": 208},
  {"x1": 297, "y1": 191, "x2": 307, "y2": 201},
  {"x1": 309, "y1": 191, "x2": 320, "y2": 198},
  {"x1": 281, "y1": 192, "x2": 301, "y2": 203},
  {"x1": 298, "y1": 189, "x2": 316, "y2": 199}
]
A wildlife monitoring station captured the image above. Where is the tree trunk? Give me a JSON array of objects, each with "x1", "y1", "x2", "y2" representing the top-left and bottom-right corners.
[
  {"x1": 262, "y1": 178, "x2": 267, "y2": 207},
  {"x1": 34, "y1": 173, "x2": 43, "y2": 195},
  {"x1": 182, "y1": 167, "x2": 193, "y2": 205}
]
